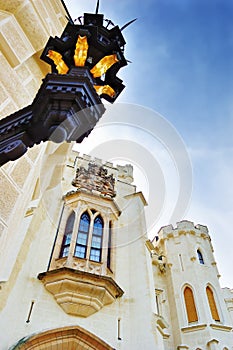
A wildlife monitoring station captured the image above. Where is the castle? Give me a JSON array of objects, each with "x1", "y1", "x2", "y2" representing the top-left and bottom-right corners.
[{"x1": 0, "y1": 1, "x2": 232, "y2": 349}]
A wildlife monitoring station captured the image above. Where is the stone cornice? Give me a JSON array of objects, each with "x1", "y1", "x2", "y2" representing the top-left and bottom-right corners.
[
  {"x1": 124, "y1": 191, "x2": 148, "y2": 206},
  {"x1": 62, "y1": 189, "x2": 121, "y2": 218}
]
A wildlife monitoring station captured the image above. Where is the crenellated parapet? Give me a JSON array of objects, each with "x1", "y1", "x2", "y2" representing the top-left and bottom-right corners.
[{"x1": 157, "y1": 220, "x2": 210, "y2": 242}]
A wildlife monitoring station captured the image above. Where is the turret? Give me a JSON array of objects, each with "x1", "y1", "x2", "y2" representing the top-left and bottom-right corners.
[{"x1": 150, "y1": 220, "x2": 233, "y2": 349}]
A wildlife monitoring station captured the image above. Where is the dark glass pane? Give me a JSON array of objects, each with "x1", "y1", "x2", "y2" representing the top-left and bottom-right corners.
[
  {"x1": 65, "y1": 212, "x2": 75, "y2": 234},
  {"x1": 60, "y1": 213, "x2": 74, "y2": 258},
  {"x1": 197, "y1": 250, "x2": 204, "y2": 264},
  {"x1": 107, "y1": 222, "x2": 112, "y2": 269}
]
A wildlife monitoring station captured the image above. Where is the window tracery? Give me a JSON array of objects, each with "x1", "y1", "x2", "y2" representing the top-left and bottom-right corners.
[
  {"x1": 58, "y1": 208, "x2": 107, "y2": 264},
  {"x1": 90, "y1": 215, "x2": 103, "y2": 262},
  {"x1": 75, "y1": 212, "x2": 90, "y2": 259}
]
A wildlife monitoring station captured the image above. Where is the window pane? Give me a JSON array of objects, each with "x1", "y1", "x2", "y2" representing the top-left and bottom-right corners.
[
  {"x1": 65, "y1": 212, "x2": 75, "y2": 234},
  {"x1": 64, "y1": 232, "x2": 72, "y2": 245},
  {"x1": 75, "y1": 212, "x2": 90, "y2": 259},
  {"x1": 79, "y1": 213, "x2": 90, "y2": 232},
  {"x1": 77, "y1": 232, "x2": 88, "y2": 245},
  {"x1": 61, "y1": 246, "x2": 69, "y2": 258},
  {"x1": 91, "y1": 235, "x2": 101, "y2": 248},
  {"x1": 93, "y1": 216, "x2": 103, "y2": 236},
  {"x1": 197, "y1": 250, "x2": 204, "y2": 264},
  {"x1": 60, "y1": 212, "x2": 74, "y2": 258},
  {"x1": 75, "y1": 245, "x2": 86, "y2": 258},
  {"x1": 90, "y1": 248, "x2": 101, "y2": 262},
  {"x1": 79, "y1": 220, "x2": 89, "y2": 232}
]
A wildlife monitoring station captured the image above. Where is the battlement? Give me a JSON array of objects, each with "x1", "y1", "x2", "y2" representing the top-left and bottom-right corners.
[{"x1": 158, "y1": 220, "x2": 209, "y2": 240}]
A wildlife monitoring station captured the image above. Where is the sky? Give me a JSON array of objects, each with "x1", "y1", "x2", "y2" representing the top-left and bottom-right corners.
[{"x1": 64, "y1": 0, "x2": 233, "y2": 288}]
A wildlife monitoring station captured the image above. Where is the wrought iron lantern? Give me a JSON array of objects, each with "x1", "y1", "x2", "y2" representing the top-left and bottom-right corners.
[{"x1": 0, "y1": 1, "x2": 133, "y2": 166}]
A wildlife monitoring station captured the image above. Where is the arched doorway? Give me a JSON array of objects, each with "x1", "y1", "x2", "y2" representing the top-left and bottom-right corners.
[{"x1": 10, "y1": 326, "x2": 114, "y2": 350}]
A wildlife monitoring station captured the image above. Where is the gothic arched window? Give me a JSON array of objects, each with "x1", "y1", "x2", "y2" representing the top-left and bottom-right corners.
[
  {"x1": 206, "y1": 286, "x2": 220, "y2": 321},
  {"x1": 60, "y1": 211, "x2": 75, "y2": 258},
  {"x1": 184, "y1": 286, "x2": 198, "y2": 323},
  {"x1": 197, "y1": 249, "x2": 204, "y2": 264},
  {"x1": 90, "y1": 215, "x2": 103, "y2": 262},
  {"x1": 74, "y1": 212, "x2": 90, "y2": 259}
]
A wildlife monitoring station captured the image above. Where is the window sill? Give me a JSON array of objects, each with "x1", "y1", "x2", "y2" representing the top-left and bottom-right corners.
[
  {"x1": 55, "y1": 257, "x2": 67, "y2": 261},
  {"x1": 210, "y1": 323, "x2": 232, "y2": 331},
  {"x1": 73, "y1": 256, "x2": 103, "y2": 265},
  {"x1": 181, "y1": 324, "x2": 207, "y2": 333}
]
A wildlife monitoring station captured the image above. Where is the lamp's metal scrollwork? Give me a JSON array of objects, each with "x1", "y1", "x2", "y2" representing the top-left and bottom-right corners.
[{"x1": 0, "y1": 2, "x2": 135, "y2": 166}]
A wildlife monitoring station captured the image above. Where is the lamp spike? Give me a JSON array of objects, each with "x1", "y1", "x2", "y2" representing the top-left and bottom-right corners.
[
  {"x1": 95, "y1": 0, "x2": 100, "y2": 14},
  {"x1": 60, "y1": 0, "x2": 74, "y2": 24},
  {"x1": 120, "y1": 18, "x2": 137, "y2": 31}
]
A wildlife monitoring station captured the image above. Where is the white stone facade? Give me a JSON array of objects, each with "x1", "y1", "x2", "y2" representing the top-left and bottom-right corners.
[{"x1": 0, "y1": 2, "x2": 233, "y2": 349}]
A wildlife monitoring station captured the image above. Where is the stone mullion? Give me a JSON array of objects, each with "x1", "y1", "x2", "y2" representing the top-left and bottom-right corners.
[
  {"x1": 101, "y1": 214, "x2": 110, "y2": 274},
  {"x1": 67, "y1": 201, "x2": 82, "y2": 266}
]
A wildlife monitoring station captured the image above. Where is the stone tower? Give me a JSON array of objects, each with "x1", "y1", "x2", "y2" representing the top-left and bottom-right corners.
[{"x1": 149, "y1": 221, "x2": 233, "y2": 349}]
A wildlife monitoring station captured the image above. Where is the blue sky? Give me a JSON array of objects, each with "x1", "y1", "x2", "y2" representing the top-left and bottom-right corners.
[{"x1": 65, "y1": 0, "x2": 233, "y2": 287}]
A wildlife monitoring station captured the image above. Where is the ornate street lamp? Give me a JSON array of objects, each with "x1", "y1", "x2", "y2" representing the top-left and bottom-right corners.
[{"x1": 0, "y1": 1, "x2": 134, "y2": 166}]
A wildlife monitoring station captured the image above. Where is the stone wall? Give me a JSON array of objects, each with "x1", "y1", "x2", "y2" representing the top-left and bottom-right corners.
[{"x1": 0, "y1": 0, "x2": 66, "y2": 283}]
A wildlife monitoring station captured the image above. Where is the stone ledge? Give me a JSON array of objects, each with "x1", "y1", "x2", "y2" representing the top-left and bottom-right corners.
[
  {"x1": 154, "y1": 313, "x2": 170, "y2": 339},
  {"x1": 181, "y1": 324, "x2": 207, "y2": 333},
  {"x1": 38, "y1": 267, "x2": 124, "y2": 317},
  {"x1": 209, "y1": 323, "x2": 232, "y2": 332}
]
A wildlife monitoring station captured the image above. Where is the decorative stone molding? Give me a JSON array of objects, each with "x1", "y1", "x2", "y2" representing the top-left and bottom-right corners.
[
  {"x1": 62, "y1": 189, "x2": 120, "y2": 220},
  {"x1": 152, "y1": 255, "x2": 166, "y2": 273},
  {"x1": 9, "y1": 325, "x2": 115, "y2": 350},
  {"x1": 206, "y1": 339, "x2": 219, "y2": 350},
  {"x1": 38, "y1": 267, "x2": 124, "y2": 317},
  {"x1": 181, "y1": 324, "x2": 207, "y2": 333},
  {"x1": 154, "y1": 313, "x2": 170, "y2": 339},
  {"x1": 72, "y1": 163, "x2": 116, "y2": 198},
  {"x1": 210, "y1": 323, "x2": 232, "y2": 331}
]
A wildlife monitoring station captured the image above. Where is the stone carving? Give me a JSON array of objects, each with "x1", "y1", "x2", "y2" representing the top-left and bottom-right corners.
[
  {"x1": 152, "y1": 253, "x2": 167, "y2": 274},
  {"x1": 72, "y1": 163, "x2": 116, "y2": 197}
]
